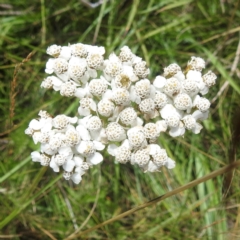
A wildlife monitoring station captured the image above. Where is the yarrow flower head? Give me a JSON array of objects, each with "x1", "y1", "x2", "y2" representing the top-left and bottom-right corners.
[{"x1": 25, "y1": 42, "x2": 217, "y2": 184}]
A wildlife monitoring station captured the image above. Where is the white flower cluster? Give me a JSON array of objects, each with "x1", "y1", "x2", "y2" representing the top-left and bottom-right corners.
[{"x1": 25, "y1": 43, "x2": 217, "y2": 184}]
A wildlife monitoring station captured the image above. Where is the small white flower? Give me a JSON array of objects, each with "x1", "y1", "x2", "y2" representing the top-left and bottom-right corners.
[
  {"x1": 173, "y1": 93, "x2": 192, "y2": 111},
  {"x1": 68, "y1": 57, "x2": 88, "y2": 82},
  {"x1": 182, "y1": 79, "x2": 199, "y2": 97},
  {"x1": 149, "y1": 144, "x2": 175, "y2": 169},
  {"x1": 135, "y1": 79, "x2": 151, "y2": 99},
  {"x1": 160, "y1": 104, "x2": 185, "y2": 137},
  {"x1": 186, "y1": 70, "x2": 205, "y2": 92},
  {"x1": 31, "y1": 152, "x2": 51, "y2": 166},
  {"x1": 163, "y1": 77, "x2": 181, "y2": 97},
  {"x1": 104, "y1": 53, "x2": 123, "y2": 79},
  {"x1": 41, "y1": 77, "x2": 53, "y2": 89},
  {"x1": 60, "y1": 81, "x2": 77, "y2": 97},
  {"x1": 98, "y1": 99, "x2": 115, "y2": 117},
  {"x1": 108, "y1": 140, "x2": 132, "y2": 164},
  {"x1": 127, "y1": 127, "x2": 146, "y2": 148},
  {"x1": 49, "y1": 132, "x2": 66, "y2": 150},
  {"x1": 188, "y1": 56, "x2": 205, "y2": 71},
  {"x1": 76, "y1": 140, "x2": 105, "y2": 165},
  {"x1": 131, "y1": 147, "x2": 150, "y2": 167},
  {"x1": 106, "y1": 122, "x2": 126, "y2": 142},
  {"x1": 86, "y1": 53, "x2": 104, "y2": 70},
  {"x1": 87, "y1": 116, "x2": 102, "y2": 131},
  {"x1": 133, "y1": 60, "x2": 150, "y2": 79},
  {"x1": 53, "y1": 114, "x2": 77, "y2": 129},
  {"x1": 112, "y1": 88, "x2": 130, "y2": 105},
  {"x1": 182, "y1": 114, "x2": 202, "y2": 134},
  {"x1": 78, "y1": 97, "x2": 97, "y2": 116},
  {"x1": 112, "y1": 73, "x2": 132, "y2": 89},
  {"x1": 144, "y1": 123, "x2": 161, "y2": 139},
  {"x1": 154, "y1": 91, "x2": 168, "y2": 109},
  {"x1": 71, "y1": 43, "x2": 88, "y2": 58},
  {"x1": 193, "y1": 95, "x2": 210, "y2": 112},
  {"x1": 203, "y1": 71, "x2": 217, "y2": 87},
  {"x1": 118, "y1": 46, "x2": 134, "y2": 63},
  {"x1": 26, "y1": 116, "x2": 53, "y2": 144},
  {"x1": 46, "y1": 44, "x2": 62, "y2": 57},
  {"x1": 89, "y1": 76, "x2": 108, "y2": 96},
  {"x1": 139, "y1": 98, "x2": 155, "y2": 114},
  {"x1": 45, "y1": 58, "x2": 68, "y2": 76},
  {"x1": 119, "y1": 107, "x2": 137, "y2": 126},
  {"x1": 163, "y1": 63, "x2": 181, "y2": 78},
  {"x1": 65, "y1": 126, "x2": 81, "y2": 146}
]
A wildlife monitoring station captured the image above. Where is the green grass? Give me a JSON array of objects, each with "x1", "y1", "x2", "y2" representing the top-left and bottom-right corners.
[{"x1": 1, "y1": 0, "x2": 240, "y2": 239}]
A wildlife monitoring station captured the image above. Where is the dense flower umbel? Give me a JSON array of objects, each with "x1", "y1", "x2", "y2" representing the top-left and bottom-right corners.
[{"x1": 25, "y1": 42, "x2": 217, "y2": 184}]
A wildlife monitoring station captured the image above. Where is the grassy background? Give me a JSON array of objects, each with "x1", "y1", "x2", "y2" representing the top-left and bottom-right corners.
[{"x1": 1, "y1": 0, "x2": 240, "y2": 239}]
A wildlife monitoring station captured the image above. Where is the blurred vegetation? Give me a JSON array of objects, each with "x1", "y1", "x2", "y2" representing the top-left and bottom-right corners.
[{"x1": 1, "y1": 0, "x2": 240, "y2": 239}]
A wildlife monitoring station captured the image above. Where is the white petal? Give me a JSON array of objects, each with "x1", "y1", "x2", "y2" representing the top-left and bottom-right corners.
[
  {"x1": 200, "y1": 86, "x2": 209, "y2": 95},
  {"x1": 80, "y1": 73, "x2": 89, "y2": 84},
  {"x1": 169, "y1": 126, "x2": 185, "y2": 137},
  {"x1": 144, "y1": 161, "x2": 159, "y2": 172},
  {"x1": 93, "y1": 141, "x2": 105, "y2": 151},
  {"x1": 42, "y1": 118, "x2": 53, "y2": 131},
  {"x1": 193, "y1": 95, "x2": 201, "y2": 106},
  {"x1": 75, "y1": 86, "x2": 88, "y2": 99},
  {"x1": 149, "y1": 85, "x2": 156, "y2": 99},
  {"x1": 73, "y1": 155, "x2": 84, "y2": 167},
  {"x1": 192, "y1": 110, "x2": 209, "y2": 121},
  {"x1": 186, "y1": 70, "x2": 202, "y2": 81},
  {"x1": 57, "y1": 72, "x2": 69, "y2": 82},
  {"x1": 88, "y1": 152, "x2": 103, "y2": 165},
  {"x1": 149, "y1": 144, "x2": 161, "y2": 155},
  {"x1": 78, "y1": 107, "x2": 91, "y2": 117},
  {"x1": 160, "y1": 104, "x2": 177, "y2": 119},
  {"x1": 71, "y1": 173, "x2": 82, "y2": 184},
  {"x1": 75, "y1": 167, "x2": 84, "y2": 174},
  {"x1": 174, "y1": 71, "x2": 185, "y2": 81},
  {"x1": 63, "y1": 159, "x2": 75, "y2": 172},
  {"x1": 156, "y1": 120, "x2": 168, "y2": 132},
  {"x1": 89, "y1": 129, "x2": 101, "y2": 141},
  {"x1": 45, "y1": 59, "x2": 54, "y2": 74},
  {"x1": 75, "y1": 141, "x2": 86, "y2": 154},
  {"x1": 165, "y1": 158, "x2": 175, "y2": 169},
  {"x1": 192, "y1": 122, "x2": 203, "y2": 134},
  {"x1": 107, "y1": 144, "x2": 118, "y2": 156},
  {"x1": 50, "y1": 159, "x2": 60, "y2": 172},
  {"x1": 153, "y1": 76, "x2": 166, "y2": 89},
  {"x1": 52, "y1": 77, "x2": 63, "y2": 91},
  {"x1": 31, "y1": 151, "x2": 41, "y2": 162},
  {"x1": 76, "y1": 125, "x2": 91, "y2": 140},
  {"x1": 58, "y1": 146, "x2": 73, "y2": 157},
  {"x1": 121, "y1": 139, "x2": 131, "y2": 148},
  {"x1": 89, "y1": 100, "x2": 97, "y2": 111},
  {"x1": 29, "y1": 119, "x2": 41, "y2": 130},
  {"x1": 78, "y1": 115, "x2": 91, "y2": 127},
  {"x1": 102, "y1": 89, "x2": 113, "y2": 100},
  {"x1": 67, "y1": 116, "x2": 78, "y2": 124},
  {"x1": 41, "y1": 143, "x2": 56, "y2": 155},
  {"x1": 59, "y1": 46, "x2": 71, "y2": 60},
  {"x1": 32, "y1": 132, "x2": 41, "y2": 144},
  {"x1": 88, "y1": 68, "x2": 97, "y2": 78}
]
